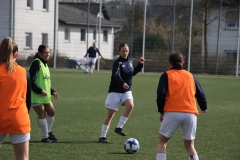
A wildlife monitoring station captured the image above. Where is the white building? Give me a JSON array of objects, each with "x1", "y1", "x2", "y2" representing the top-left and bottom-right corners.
[
  {"x1": 205, "y1": 7, "x2": 239, "y2": 59},
  {"x1": 58, "y1": 3, "x2": 121, "y2": 59},
  {"x1": 0, "y1": 0, "x2": 122, "y2": 61},
  {"x1": 0, "y1": 0, "x2": 55, "y2": 59}
]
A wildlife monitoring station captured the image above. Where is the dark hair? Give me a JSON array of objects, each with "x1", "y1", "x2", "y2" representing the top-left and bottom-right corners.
[
  {"x1": 169, "y1": 52, "x2": 184, "y2": 69},
  {"x1": 118, "y1": 43, "x2": 128, "y2": 51},
  {"x1": 0, "y1": 37, "x2": 18, "y2": 72},
  {"x1": 33, "y1": 44, "x2": 48, "y2": 59}
]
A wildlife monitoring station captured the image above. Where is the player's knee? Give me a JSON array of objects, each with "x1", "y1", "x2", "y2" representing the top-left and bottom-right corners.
[
  {"x1": 47, "y1": 110, "x2": 55, "y2": 117},
  {"x1": 126, "y1": 104, "x2": 134, "y2": 110}
]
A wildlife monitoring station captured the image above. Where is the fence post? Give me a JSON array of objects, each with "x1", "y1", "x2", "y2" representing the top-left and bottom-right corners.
[{"x1": 187, "y1": 0, "x2": 193, "y2": 72}]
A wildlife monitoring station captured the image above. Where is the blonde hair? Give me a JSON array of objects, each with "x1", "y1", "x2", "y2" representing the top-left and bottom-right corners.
[{"x1": 0, "y1": 37, "x2": 18, "y2": 72}]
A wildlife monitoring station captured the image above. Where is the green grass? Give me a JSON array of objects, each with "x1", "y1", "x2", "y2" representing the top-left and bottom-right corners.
[{"x1": 1, "y1": 69, "x2": 240, "y2": 160}]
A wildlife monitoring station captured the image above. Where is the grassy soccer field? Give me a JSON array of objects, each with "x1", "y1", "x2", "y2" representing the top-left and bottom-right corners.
[{"x1": 1, "y1": 69, "x2": 240, "y2": 160}]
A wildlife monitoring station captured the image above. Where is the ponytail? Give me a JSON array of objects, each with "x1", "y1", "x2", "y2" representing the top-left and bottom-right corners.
[{"x1": 0, "y1": 37, "x2": 18, "y2": 72}]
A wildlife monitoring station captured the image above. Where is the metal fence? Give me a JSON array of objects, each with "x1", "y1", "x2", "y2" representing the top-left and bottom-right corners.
[{"x1": 0, "y1": 0, "x2": 240, "y2": 76}]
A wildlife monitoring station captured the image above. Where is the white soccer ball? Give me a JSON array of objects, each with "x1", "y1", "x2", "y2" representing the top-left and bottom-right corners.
[
  {"x1": 84, "y1": 69, "x2": 89, "y2": 73},
  {"x1": 124, "y1": 138, "x2": 140, "y2": 154}
]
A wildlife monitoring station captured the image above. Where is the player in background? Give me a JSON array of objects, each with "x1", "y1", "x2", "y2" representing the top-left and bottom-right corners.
[
  {"x1": 99, "y1": 43, "x2": 145, "y2": 143},
  {"x1": 28, "y1": 44, "x2": 59, "y2": 143},
  {"x1": 83, "y1": 42, "x2": 104, "y2": 74},
  {"x1": 156, "y1": 52, "x2": 207, "y2": 160},
  {"x1": 0, "y1": 37, "x2": 31, "y2": 160}
]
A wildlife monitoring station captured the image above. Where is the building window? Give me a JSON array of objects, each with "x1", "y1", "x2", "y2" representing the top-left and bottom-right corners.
[
  {"x1": 93, "y1": 30, "x2": 96, "y2": 40},
  {"x1": 42, "y1": 33, "x2": 48, "y2": 46},
  {"x1": 103, "y1": 30, "x2": 108, "y2": 42},
  {"x1": 64, "y1": 29, "x2": 70, "y2": 41},
  {"x1": 43, "y1": 0, "x2": 49, "y2": 10},
  {"x1": 80, "y1": 29, "x2": 86, "y2": 41},
  {"x1": 27, "y1": 0, "x2": 33, "y2": 9},
  {"x1": 225, "y1": 11, "x2": 238, "y2": 29},
  {"x1": 225, "y1": 50, "x2": 240, "y2": 64},
  {"x1": 25, "y1": 33, "x2": 32, "y2": 49}
]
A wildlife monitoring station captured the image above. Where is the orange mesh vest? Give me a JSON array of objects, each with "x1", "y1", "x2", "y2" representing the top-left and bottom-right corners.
[
  {"x1": 0, "y1": 63, "x2": 31, "y2": 133},
  {"x1": 164, "y1": 69, "x2": 199, "y2": 116}
]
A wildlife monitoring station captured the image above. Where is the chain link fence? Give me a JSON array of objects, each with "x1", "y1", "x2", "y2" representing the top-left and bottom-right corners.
[{"x1": 0, "y1": 0, "x2": 239, "y2": 75}]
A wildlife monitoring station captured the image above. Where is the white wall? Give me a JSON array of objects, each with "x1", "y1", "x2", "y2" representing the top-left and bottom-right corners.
[
  {"x1": 13, "y1": 0, "x2": 55, "y2": 59},
  {"x1": 58, "y1": 24, "x2": 114, "y2": 59},
  {"x1": 1, "y1": 0, "x2": 115, "y2": 60},
  {"x1": 205, "y1": 8, "x2": 238, "y2": 56}
]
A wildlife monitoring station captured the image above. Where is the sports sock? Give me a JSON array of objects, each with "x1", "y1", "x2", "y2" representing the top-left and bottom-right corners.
[
  {"x1": 189, "y1": 155, "x2": 199, "y2": 160},
  {"x1": 117, "y1": 116, "x2": 128, "y2": 128},
  {"x1": 46, "y1": 115, "x2": 54, "y2": 133},
  {"x1": 156, "y1": 153, "x2": 166, "y2": 160},
  {"x1": 38, "y1": 118, "x2": 48, "y2": 139},
  {"x1": 90, "y1": 65, "x2": 95, "y2": 72},
  {"x1": 100, "y1": 124, "x2": 109, "y2": 138}
]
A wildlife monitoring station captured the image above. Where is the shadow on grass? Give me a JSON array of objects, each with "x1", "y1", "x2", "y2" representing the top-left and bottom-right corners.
[
  {"x1": 2, "y1": 142, "x2": 11, "y2": 145},
  {"x1": 29, "y1": 140, "x2": 115, "y2": 144},
  {"x1": 108, "y1": 152, "x2": 129, "y2": 155}
]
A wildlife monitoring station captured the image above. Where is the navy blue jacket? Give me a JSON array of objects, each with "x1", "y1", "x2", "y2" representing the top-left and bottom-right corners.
[
  {"x1": 108, "y1": 56, "x2": 143, "y2": 93},
  {"x1": 26, "y1": 70, "x2": 31, "y2": 113},
  {"x1": 156, "y1": 69, "x2": 207, "y2": 113},
  {"x1": 84, "y1": 46, "x2": 102, "y2": 58}
]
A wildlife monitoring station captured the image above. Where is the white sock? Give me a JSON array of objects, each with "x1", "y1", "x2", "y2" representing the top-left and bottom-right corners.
[
  {"x1": 189, "y1": 155, "x2": 199, "y2": 160},
  {"x1": 38, "y1": 118, "x2": 48, "y2": 139},
  {"x1": 156, "y1": 153, "x2": 166, "y2": 160},
  {"x1": 46, "y1": 115, "x2": 54, "y2": 133},
  {"x1": 90, "y1": 65, "x2": 95, "y2": 72},
  {"x1": 117, "y1": 116, "x2": 128, "y2": 128},
  {"x1": 100, "y1": 124, "x2": 109, "y2": 138}
]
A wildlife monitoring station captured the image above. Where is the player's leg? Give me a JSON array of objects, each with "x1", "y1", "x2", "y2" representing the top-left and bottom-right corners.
[
  {"x1": 90, "y1": 58, "x2": 97, "y2": 74},
  {"x1": 10, "y1": 133, "x2": 30, "y2": 160},
  {"x1": 99, "y1": 93, "x2": 120, "y2": 143},
  {"x1": 85, "y1": 57, "x2": 91, "y2": 67},
  {"x1": 32, "y1": 104, "x2": 49, "y2": 142},
  {"x1": 156, "y1": 112, "x2": 182, "y2": 160},
  {"x1": 181, "y1": 113, "x2": 199, "y2": 160},
  {"x1": 99, "y1": 109, "x2": 116, "y2": 143},
  {"x1": 115, "y1": 91, "x2": 134, "y2": 136},
  {"x1": 156, "y1": 134, "x2": 169, "y2": 160},
  {"x1": 184, "y1": 140, "x2": 198, "y2": 160},
  {"x1": 13, "y1": 142, "x2": 29, "y2": 160},
  {"x1": 44, "y1": 102, "x2": 58, "y2": 142}
]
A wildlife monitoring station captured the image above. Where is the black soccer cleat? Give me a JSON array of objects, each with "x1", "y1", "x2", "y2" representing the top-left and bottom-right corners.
[
  {"x1": 114, "y1": 127, "x2": 126, "y2": 136},
  {"x1": 99, "y1": 137, "x2": 109, "y2": 143},
  {"x1": 41, "y1": 137, "x2": 54, "y2": 143},
  {"x1": 48, "y1": 132, "x2": 58, "y2": 143}
]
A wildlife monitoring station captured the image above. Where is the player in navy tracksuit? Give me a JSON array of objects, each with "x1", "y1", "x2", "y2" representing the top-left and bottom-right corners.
[
  {"x1": 99, "y1": 43, "x2": 145, "y2": 143},
  {"x1": 83, "y1": 42, "x2": 104, "y2": 74}
]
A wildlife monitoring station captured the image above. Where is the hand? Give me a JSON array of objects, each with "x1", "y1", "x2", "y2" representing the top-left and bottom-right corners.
[
  {"x1": 160, "y1": 113, "x2": 164, "y2": 122},
  {"x1": 53, "y1": 92, "x2": 58, "y2": 99},
  {"x1": 123, "y1": 83, "x2": 129, "y2": 89},
  {"x1": 139, "y1": 57, "x2": 145, "y2": 64},
  {"x1": 202, "y1": 110, "x2": 207, "y2": 113},
  {"x1": 41, "y1": 90, "x2": 47, "y2": 97}
]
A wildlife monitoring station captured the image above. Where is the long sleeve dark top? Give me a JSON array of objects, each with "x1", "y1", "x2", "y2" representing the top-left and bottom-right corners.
[
  {"x1": 28, "y1": 56, "x2": 56, "y2": 95},
  {"x1": 156, "y1": 70, "x2": 207, "y2": 113},
  {"x1": 84, "y1": 46, "x2": 102, "y2": 58},
  {"x1": 26, "y1": 70, "x2": 31, "y2": 113},
  {"x1": 108, "y1": 56, "x2": 143, "y2": 93}
]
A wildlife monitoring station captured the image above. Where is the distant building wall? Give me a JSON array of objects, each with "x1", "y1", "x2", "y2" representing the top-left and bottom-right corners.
[
  {"x1": 13, "y1": 1, "x2": 55, "y2": 59},
  {"x1": 58, "y1": 23, "x2": 114, "y2": 59},
  {"x1": 0, "y1": 0, "x2": 11, "y2": 40}
]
